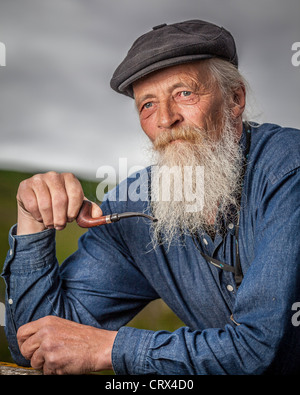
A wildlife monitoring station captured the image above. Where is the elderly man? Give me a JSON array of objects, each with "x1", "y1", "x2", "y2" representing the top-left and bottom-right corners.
[{"x1": 2, "y1": 20, "x2": 300, "y2": 375}]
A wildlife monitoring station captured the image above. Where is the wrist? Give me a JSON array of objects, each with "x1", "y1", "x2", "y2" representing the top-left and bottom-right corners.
[
  {"x1": 94, "y1": 330, "x2": 118, "y2": 372},
  {"x1": 17, "y1": 205, "x2": 46, "y2": 235}
]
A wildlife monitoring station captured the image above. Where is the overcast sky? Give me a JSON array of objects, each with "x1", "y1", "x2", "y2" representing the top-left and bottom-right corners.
[{"x1": 0, "y1": 0, "x2": 299, "y2": 182}]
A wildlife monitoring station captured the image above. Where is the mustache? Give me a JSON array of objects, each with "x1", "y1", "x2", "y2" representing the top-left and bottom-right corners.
[{"x1": 153, "y1": 126, "x2": 207, "y2": 151}]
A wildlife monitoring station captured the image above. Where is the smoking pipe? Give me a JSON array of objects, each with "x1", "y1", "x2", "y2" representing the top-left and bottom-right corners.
[{"x1": 76, "y1": 200, "x2": 157, "y2": 228}]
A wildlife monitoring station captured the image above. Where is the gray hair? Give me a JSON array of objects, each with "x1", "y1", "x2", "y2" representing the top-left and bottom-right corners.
[
  {"x1": 206, "y1": 58, "x2": 247, "y2": 95},
  {"x1": 205, "y1": 58, "x2": 249, "y2": 120}
]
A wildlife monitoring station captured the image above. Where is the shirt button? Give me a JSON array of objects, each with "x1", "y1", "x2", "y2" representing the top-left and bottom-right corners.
[
  {"x1": 9, "y1": 249, "x2": 13, "y2": 256},
  {"x1": 8, "y1": 298, "x2": 13, "y2": 305},
  {"x1": 203, "y1": 238, "x2": 208, "y2": 245},
  {"x1": 227, "y1": 285, "x2": 234, "y2": 292},
  {"x1": 228, "y1": 223, "x2": 234, "y2": 230}
]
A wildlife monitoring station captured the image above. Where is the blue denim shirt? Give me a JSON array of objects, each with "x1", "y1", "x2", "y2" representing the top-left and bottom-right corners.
[{"x1": 2, "y1": 122, "x2": 300, "y2": 375}]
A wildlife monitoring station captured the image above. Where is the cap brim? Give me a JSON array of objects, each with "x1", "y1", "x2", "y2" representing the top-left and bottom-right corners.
[{"x1": 117, "y1": 53, "x2": 213, "y2": 98}]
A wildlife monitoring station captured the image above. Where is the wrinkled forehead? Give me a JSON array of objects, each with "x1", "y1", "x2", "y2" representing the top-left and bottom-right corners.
[{"x1": 132, "y1": 61, "x2": 217, "y2": 101}]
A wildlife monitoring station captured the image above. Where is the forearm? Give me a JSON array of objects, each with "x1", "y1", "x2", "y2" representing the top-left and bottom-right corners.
[
  {"x1": 2, "y1": 226, "x2": 95, "y2": 327},
  {"x1": 1, "y1": 221, "x2": 158, "y2": 369},
  {"x1": 2, "y1": 225, "x2": 61, "y2": 364},
  {"x1": 1, "y1": 225, "x2": 119, "y2": 372},
  {"x1": 112, "y1": 324, "x2": 273, "y2": 375}
]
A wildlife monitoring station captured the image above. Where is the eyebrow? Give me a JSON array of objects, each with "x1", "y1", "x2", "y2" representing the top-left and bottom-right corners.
[
  {"x1": 135, "y1": 80, "x2": 199, "y2": 109},
  {"x1": 135, "y1": 93, "x2": 156, "y2": 109}
]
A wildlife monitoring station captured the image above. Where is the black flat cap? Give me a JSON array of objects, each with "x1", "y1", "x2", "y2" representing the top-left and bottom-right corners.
[{"x1": 110, "y1": 20, "x2": 238, "y2": 98}]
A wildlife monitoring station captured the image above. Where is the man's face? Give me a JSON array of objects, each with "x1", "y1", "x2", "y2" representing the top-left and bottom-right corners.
[
  {"x1": 133, "y1": 62, "x2": 225, "y2": 143},
  {"x1": 133, "y1": 61, "x2": 244, "y2": 245}
]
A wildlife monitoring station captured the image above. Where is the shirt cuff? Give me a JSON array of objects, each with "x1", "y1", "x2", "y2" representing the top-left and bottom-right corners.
[
  {"x1": 2, "y1": 224, "x2": 56, "y2": 274},
  {"x1": 112, "y1": 326, "x2": 155, "y2": 375}
]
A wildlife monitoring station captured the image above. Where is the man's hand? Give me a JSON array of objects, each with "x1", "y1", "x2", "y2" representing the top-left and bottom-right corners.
[
  {"x1": 17, "y1": 316, "x2": 117, "y2": 375},
  {"x1": 16, "y1": 171, "x2": 102, "y2": 235}
]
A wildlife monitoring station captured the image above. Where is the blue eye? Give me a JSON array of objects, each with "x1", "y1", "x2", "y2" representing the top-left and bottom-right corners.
[
  {"x1": 176, "y1": 90, "x2": 199, "y2": 104},
  {"x1": 143, "y1": 102, "x2": 153, "y2": 109}
]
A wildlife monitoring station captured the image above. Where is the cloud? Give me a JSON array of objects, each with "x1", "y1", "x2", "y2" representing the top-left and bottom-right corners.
[{"x1": 0, "y1": 0, "x2": 299, "y2": 180}]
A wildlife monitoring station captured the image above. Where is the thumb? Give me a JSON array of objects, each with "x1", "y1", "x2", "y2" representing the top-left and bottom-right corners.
[
  {"x1": 91, "y1": 201, "x2": 103, "y2": 218},
  {"x1": 83, "y1": 197, "x2": 103, "y2": 218}
]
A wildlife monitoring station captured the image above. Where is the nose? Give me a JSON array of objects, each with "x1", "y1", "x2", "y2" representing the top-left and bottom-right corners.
[{"x1": 157, "y1": 100, "x2": 183, "y2": 129}]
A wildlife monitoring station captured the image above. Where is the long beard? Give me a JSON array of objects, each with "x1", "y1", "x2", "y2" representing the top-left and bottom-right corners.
[{"x1": 149, "y1": 116, "x2": 243, "y2": 247}]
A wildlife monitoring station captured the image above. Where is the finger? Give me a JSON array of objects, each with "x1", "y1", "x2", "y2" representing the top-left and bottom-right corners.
[
  {"x1": 19, "y1": 333, "x2": 42, "y2": 361},
  {"x1": 30, "y1": 347, "x2": 45, "y2": 371},
  {"x1": 17, "y1": 179, "x2": 44, "y2": 223},
  {"x1": 63, "y1": 173, "x2": 84, "y2": 221},
  {"x1": 46, "y1": 172, "x2": 69, "y2": 230},
  {"x1": 43, "y1": 364, "x2": 57, "y2": 375},
  {"x1": 33, "y1": 182, "x2": 54, "y2": 229},
  {"x1": 17, "y1": 320, "x2": 42, "y2": 349},
  {"x1": 23, "y1": 174, "x2": 54, "y2": 228},
  {"x1": 17, "y1": 322, "x2": 44, "y2": 361}
]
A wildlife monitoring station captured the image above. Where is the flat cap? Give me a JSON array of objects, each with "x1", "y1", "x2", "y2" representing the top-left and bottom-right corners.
[{"x1": 110, "y1": 19, "x2": 238, "y2": 98}]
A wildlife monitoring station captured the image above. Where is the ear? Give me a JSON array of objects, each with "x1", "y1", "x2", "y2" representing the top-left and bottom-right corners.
[{"x1": 231, "y1": 85, "x2": 246, "y2": 120}]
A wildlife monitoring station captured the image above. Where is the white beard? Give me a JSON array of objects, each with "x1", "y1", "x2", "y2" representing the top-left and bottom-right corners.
[{"x1": 149, "y1": 116, "x2": 243, "y2": 247}]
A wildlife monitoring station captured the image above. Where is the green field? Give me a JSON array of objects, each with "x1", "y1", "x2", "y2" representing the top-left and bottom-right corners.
[{"x1": 0, "y1": 169, "x2": 183, "y2": 366}]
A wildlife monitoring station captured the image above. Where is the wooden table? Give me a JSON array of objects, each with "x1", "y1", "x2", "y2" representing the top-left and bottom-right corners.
[{"x1": 0, "y1": 361, "x2": 42, "y2": 375}]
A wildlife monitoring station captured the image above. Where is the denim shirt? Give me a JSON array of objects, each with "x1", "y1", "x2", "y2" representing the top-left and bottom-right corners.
[{"x1": 2, "y1": 122, "x2": 300, "y2": 375}]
